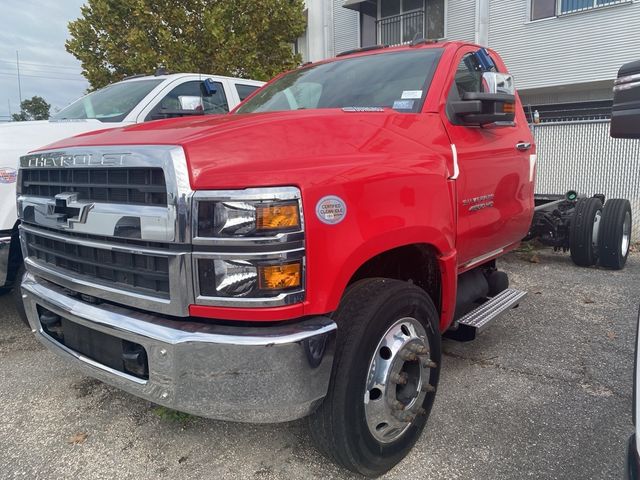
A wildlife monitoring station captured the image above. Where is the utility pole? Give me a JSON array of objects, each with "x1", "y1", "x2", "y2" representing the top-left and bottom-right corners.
[{"x1": 16, "y1": 50, "x2": 23, "y2": 104}]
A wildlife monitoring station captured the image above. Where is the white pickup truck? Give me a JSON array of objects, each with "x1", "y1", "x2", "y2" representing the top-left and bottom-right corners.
[{"x1": 0, "y1": 72, "x2": 264, "y2": 313}]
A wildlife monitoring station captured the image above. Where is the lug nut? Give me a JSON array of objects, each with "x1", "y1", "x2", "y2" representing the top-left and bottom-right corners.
[
  {"x1": 407, "y1": 344, "x2": 429, "y2": 355},
  {"x1": 390, "y1": 373, "x2": 408, "y2": 385},
  {"x1": 389, "y1": 400, "x2": 405, "y2": 411},
  {"x1": 415, "y1": 407, "x2": 427, "y2": 416},
  {"x1": 399, "y1": 350, "x2": 418, "y2": 361},
  {"x1": 393, "y1": 411, "x2": 416, "y2": 423},
  {"x1": 422, "y1": 359, "x2": 438, "y2": 369},
  {"x1": 421, "y1": 383, "x2": 436, "y2": 393}
]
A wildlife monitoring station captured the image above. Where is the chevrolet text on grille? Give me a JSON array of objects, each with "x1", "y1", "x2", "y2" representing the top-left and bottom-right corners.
[{"x1": 20, "y1": 152, "x2": 132, "y2": 168}]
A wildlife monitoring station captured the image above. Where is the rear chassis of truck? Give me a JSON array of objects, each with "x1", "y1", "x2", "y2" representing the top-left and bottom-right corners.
[{"x1": 527, "y1": 192, "x2": 632, "y2": 269}]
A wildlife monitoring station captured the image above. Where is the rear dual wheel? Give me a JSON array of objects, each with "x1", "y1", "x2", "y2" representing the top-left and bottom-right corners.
[
  {"x1": 309, "y1": 278, "x2": 441, "y2": 477},
  {"x1": 569, "y1": 198, "x2": 633, "y2": 270},
  {"x1": 598, "y1": 199, "x2": 632, "y2": 270},
  {"x1": 569, "y1": 197, "x2": 603, "y2": 267}
]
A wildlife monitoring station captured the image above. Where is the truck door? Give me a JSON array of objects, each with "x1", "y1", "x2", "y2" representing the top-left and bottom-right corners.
[
  {"x1": 442, "y1": 48, "x2": 535, "y2": 268},
  {"x1": 140, "y1": 78, "x2": 231, "y2": 122}
]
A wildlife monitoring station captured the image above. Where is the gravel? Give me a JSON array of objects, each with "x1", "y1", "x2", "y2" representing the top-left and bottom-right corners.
[{"x1": 0, "y1": 249, "x2": 637, "y2": 480}]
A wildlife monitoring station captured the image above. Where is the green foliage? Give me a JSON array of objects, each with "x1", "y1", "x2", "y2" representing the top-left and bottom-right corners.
[
  {"x1": 11, "y1": 96, "x2": 51, "y2": 121},
  {"x1": 66, "y1": 0, "x2": 307, "y2": 89},
  {"x1": 152, "y1": 406, "x2": 195, "y2": 422}
]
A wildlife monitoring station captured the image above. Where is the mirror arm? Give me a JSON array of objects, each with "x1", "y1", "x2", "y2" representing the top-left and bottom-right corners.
[
  {"x1": 462, "y1": 92, "x2": 516, "y2": 103},
  {"x1": 450, "y1": 100, "x2": 483, "y2": 115}
]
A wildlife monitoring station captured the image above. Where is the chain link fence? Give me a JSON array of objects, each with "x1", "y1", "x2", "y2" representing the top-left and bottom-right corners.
[{"x1": 532, "y1": 120, "x2": 640, "y2": 241}]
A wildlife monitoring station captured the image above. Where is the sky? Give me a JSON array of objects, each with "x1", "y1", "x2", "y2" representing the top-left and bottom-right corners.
[{"x1": 0, "y1": 0, "x2": 89, "y2": 121}]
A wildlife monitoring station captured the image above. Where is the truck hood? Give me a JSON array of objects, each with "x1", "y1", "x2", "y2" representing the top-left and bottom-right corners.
[{"x1": 41, "y1": 110, "x2": 450, "y2": 190}]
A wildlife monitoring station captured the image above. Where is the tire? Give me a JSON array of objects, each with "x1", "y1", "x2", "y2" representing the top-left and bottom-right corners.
[
  {"x1": 11, "y1": 265, "x2": 28, "y2": 327},
  {"x1": 308, "y1": 278, "x2": 441, "y2": 477},
  {"x1": 598, "y1": 199, "x2": 632, "y2": 270},
  {"x1": 569, "y1": 197, "x2": 603, "y2": 267}
]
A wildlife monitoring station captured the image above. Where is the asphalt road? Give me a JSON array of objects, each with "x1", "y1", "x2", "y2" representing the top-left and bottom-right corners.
[{"x1": 1, "y1": 250, "x2": 638, "y2": 480}]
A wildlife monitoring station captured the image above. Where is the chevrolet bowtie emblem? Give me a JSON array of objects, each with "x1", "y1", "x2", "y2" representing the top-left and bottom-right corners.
[{"x1": 46, "y1": 193, "x2": 94, "y2": 228}]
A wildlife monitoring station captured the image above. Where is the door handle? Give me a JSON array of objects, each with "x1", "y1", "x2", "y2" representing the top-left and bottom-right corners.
[{"x1": 516, "y1": 142, "x2": 532, "y2": 151}]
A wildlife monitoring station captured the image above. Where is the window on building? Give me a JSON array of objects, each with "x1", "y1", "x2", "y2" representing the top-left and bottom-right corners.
[
  {"x1": 235, "y1": 84, "x2": 260, "y2": 102},
  {"x1": 145, "y1": 80, "x2": 228, "y2": 121},
  {"x1": 531, "y1": 0, "x2": 624, "y2": 19},
  {"x1": 561, "y1": 0, "x2": 622, "y2": 13},
  {"x1": 531, "y1": 0, "x2": 557, "y2": 19},
  {"x1": 378, "y1": 0, "x2": 445, "y2": 46}
]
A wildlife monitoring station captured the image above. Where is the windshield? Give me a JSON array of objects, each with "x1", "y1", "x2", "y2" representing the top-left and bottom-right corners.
[
  {"x1": 52, "y1": 79, "x2": 163, "y2": 123},
  {"x1": 236, "y1": 48, "x2": 443, "y2": 114}
]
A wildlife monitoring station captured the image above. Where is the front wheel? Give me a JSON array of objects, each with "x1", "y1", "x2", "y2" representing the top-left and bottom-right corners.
[{"x1": 309, "y1": 278, "x2": 441, "y2": 477}]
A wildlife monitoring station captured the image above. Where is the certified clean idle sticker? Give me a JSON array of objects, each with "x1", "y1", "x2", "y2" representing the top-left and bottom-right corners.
[
  {"x1": 0, "y1": 167, "x2": 17, "y2": 184},
  {"x1": 316, "y1": 196, "x2": 347, "y2": 225}
]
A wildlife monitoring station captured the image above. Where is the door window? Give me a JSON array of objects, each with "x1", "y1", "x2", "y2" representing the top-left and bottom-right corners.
[
  {"x1": 145, "y1": 80, "x2": 229, "y2": 121},
  {"x1": 451, "y1": 54, "x2": 483, "y2": 99},
  {"x1": 235, "y1": 84, "x2": 260, "y2": 102}
]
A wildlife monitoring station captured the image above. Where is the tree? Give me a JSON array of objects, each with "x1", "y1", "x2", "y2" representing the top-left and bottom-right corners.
[
  {"x1": 11, "y1": 96, "x2": 51, "y2": 121},
  {"x1": 66, "y1": 0, "x2": 307, "y2": 90}
]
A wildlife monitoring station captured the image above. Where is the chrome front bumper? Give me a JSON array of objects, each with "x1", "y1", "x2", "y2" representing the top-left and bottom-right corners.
[
  {"x1": 0, "y1": 234, "x2": 11, "y2": 287},
  {"x1": 21, "y1": 273, "x2": 337, "y2": 423}
]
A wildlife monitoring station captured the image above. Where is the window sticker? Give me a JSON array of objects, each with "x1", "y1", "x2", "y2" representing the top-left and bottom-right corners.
[
  {"x1": 401, "y1": 90, "x2": 422, "y2": 99},
  {"x1": 393, "y1": 100, "x2": 414, "y2": 110}
]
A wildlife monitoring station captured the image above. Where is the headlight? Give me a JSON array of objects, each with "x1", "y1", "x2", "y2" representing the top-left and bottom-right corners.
[
  {"x1": 193, "y1": 187, "x2": 305, "y2": 306},
  {"x1": 197, "y1": 200, "x2": 301, "y2": 237}
]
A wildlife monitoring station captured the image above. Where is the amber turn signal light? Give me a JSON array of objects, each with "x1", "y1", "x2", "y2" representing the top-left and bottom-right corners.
[
  {"x1": 256, "y1": 202, "x2": 300, "y2": 231},
  {"x1": 258, "y1": 262, "x2": 302, "y2": 290},
  {"x1": 502, "y1": 102, "x2": 516, "y2": 114}
]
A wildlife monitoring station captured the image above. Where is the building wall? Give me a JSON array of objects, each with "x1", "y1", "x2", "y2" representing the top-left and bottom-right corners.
[
  {"x1": 519, "y1": 80, "x2": 614, "y2": 105},
  {"x1": 445, "y1": 0, "x2": 477, "y2": 42},
  {"x1": 488, "y1": 0, "x2": 640, "y2": 91},
  {"x1": 333, "y1": 0, "x2": 360, "y2": 55}
]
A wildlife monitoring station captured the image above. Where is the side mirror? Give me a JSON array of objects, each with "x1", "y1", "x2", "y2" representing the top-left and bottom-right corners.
[
  {"x1": 611, "y1": 60, "x2": 640, "y2": 139},
  {"x1": 452, "y1": 72, "x2": 516, "y2": 126}
]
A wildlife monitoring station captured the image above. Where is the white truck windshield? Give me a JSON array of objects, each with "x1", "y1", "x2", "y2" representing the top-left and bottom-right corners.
[
  {"x1": 52, "y1": 79, "x2": 163, "y2": 123},
  {"x1": 236, "y1": 48, "x2": 443, "y2": 114}
]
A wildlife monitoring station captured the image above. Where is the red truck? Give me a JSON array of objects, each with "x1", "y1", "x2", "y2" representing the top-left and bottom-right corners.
[{"x1": 16, "y1": 41, "x2": 632, "y2": 477}]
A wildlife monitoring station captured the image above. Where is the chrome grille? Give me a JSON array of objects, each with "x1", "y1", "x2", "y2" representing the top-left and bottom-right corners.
[
  {"x1": 19, "y1": 168, "x2": 167, "y2": 206},
  {"x1": 18, "y1": 146, "x2": 193, "y2": 317},
  {"x1": 23, "y1": 230, "x2": 170, "y2": 298}
]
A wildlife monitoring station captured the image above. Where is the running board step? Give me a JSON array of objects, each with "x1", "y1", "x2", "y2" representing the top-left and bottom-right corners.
[{"x1": 449, "y1": 288, "x2": 527, "y2": 341}]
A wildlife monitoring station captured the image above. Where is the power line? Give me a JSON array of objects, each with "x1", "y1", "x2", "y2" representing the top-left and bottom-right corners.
[
  {"x1": 0, "y1": 67, "x2": 85, "y2": 80},
  {"x1": 0, "y1": 59, "x2": 82, "y2": 71},
  {"x1": 0, "y1": 71, "x2": 87, "y2": 82}
]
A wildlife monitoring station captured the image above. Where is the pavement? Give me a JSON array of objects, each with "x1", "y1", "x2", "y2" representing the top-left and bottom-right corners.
[{"x1": 0, "y1": 249, "x2": 638, "y2": 480}]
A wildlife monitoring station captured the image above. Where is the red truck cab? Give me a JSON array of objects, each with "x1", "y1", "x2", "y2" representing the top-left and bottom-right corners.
[{"x1": 18, "y1": 41, "x2": 534, "y2": 476}]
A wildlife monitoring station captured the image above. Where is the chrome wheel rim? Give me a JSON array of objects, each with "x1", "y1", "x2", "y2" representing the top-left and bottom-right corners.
[
  {"x1": 622, "y1": 211, "x2": 631, "y2": 257},
  {"x1": 592, "y1": 210, "x2": 602, "y2": 251},
  {"x1": 364, "y1": 317, "x2": 434, "y2": 444}
]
